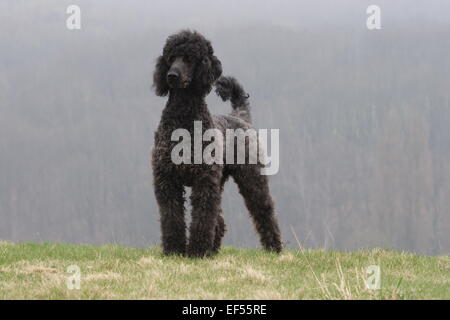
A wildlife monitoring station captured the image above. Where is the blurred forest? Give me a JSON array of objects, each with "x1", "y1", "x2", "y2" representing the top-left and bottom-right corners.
[{"x1": 0, "y1": 0, "x2": 449, "y2": 254}]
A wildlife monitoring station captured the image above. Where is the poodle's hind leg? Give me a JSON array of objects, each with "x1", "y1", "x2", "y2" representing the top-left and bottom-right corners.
[
  {"x1": 232, "y1": 166, "x2": 282, "y2": 253},
  {"x1": 187, "y1": 167, "x2": 223, "y2": 258},
  {"x1": 154, "y1": 173, "x2": 187, "y2": 256},
  {"x1": 212, "y1": 213, "x2": 226, "y2": 254}
]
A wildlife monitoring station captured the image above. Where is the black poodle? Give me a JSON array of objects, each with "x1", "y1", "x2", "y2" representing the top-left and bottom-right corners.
[{"x1": 152, "y1": 30, "x2": 282, "y2": 257}]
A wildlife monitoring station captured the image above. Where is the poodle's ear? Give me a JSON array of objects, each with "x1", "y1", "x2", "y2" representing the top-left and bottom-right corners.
[
  {"x1": 153, "y1": 55, "x2": 169, "y2": 96},
  {"x1": 210, "y1": 55, "x2": 223, "y2": 83},
  {"x1": 195, "y1": 55, "x2": 222, "y2": 94}
]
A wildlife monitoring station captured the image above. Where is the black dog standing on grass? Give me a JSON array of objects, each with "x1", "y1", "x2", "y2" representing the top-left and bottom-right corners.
[{"x1": 152, "y1": 30, "x2": 282, "y2": 257}]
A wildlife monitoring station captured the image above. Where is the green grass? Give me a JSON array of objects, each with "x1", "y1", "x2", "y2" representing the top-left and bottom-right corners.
[{"x1": 0, "y1": 241, "x2": 448, "y2": 299}]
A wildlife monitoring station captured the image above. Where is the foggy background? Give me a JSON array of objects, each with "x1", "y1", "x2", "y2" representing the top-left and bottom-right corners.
[{"x1": 1, "y1": 0, "x2": 449, "y2": 254}]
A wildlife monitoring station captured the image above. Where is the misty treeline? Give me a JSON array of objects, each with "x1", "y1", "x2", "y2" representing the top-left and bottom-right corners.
[{"x1": 0, "y1": 1, "x2": 449, "y2": 254}]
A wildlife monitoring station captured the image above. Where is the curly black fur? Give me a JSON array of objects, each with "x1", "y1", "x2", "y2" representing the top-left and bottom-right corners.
[
  {"x1": 215, "y1": 76, "x2": 251, "y2": 123},
  {"x1": 152, "y1": 30, "x2": 282, "y2": 258}
]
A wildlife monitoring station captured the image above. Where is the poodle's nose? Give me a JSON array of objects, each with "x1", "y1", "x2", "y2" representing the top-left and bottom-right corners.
[{"x1": 167, "y1": 70, "x2": 180, "y2": 85}]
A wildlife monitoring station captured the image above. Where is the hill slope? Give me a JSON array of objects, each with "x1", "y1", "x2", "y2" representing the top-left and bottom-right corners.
[{"x1": 0, "y1": 242, "x2": 448, "y2": 299}]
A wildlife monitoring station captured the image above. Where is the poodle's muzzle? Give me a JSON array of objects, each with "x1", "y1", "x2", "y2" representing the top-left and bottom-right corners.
[{"x1": 166, "y1": 57, "x2": 192, "y2": 89}]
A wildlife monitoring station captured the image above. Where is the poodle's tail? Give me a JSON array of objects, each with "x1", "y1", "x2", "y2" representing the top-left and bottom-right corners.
[{"x1": 215, "y1": 76, "x2": 251, "y2": 123}]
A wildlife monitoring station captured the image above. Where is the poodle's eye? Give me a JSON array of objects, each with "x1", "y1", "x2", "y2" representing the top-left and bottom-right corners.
[{"x1": 202, "y1": 57, "x2": 209, "y2": 65}]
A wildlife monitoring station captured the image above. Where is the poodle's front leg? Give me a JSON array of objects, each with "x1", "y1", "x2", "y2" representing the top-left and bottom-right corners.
[
  {"x1": 154, "y1": 173, "x2": 186, "y2": 256},
  {"x1": 187, "y1": 169, "x2": 222, "y2": 258}
]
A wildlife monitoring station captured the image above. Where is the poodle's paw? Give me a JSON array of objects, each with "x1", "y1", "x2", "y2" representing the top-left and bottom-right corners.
[
  {"x1": 186, "y1": 243, "x2": 214, "y2": 259},
  {"x1": 162, "y1": 244, "x2": 186, "y2": 257},
  {"x1": 263, "y1": 239, "x2": 283, "y2": 254}
]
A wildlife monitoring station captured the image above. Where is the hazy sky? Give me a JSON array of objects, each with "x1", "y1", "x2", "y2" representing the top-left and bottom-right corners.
[
  {"x1": 1, "y1": 1, "x2": 449, "y2": 254},
  {"x1": 2, "y1": 0, "x2": 450, "y2": 30}
]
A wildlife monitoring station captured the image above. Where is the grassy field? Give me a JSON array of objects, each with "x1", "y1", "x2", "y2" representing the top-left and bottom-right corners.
[{"x1": 0, "y1": 241, "x2": 448, "y2": 299}]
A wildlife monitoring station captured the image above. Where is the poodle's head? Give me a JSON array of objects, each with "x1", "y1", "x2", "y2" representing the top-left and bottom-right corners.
[{"x1": 153, "y1": 30, "x2": 222, "y2": 97}]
